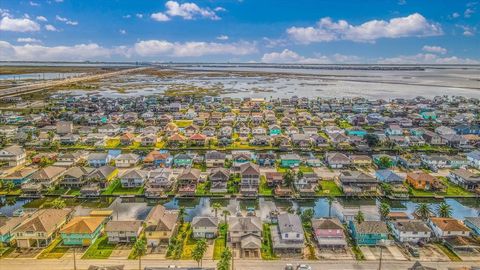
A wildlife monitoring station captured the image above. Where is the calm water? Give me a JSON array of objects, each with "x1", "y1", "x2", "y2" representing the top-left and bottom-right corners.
[
  {"x1": 1, "y1": 197, "x2": 478, "y2": 222},
  {"x1": 0, "y1": 72, "x2": 84, "y2": 80}
]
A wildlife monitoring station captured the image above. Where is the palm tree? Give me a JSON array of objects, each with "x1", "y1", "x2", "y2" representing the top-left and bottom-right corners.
[
  {"x1": 283, "y1": 169, "x2": 294, "y2": 188},
  {"x1": 379, "y1": 203, "x2": 390, "y2": 221},
  {"x1": 327, "y1": 196, "x2": 334, "y2": 217},
  {"x1": 217, "y1": 247, "x2": 232, "y2": 270},
  {"x1": 354, "y1": 211, "x2": 365, "y2": 224},
  {"x1": 192, "y1": 239, "x2": 207, "y2": 267},
  {"x1": 133, "y1": 238, "x2": 147, "y2": 270},
  {"x1": 415, "y1": 203, "x2": 432, "y2": 221},
  {"x1": 212, "y1": 202, "x2": 222, "y2": 218},
  {"x1": 301, "y1": 208, "x2": 314, "y2": 224},
  {"x1": 221, "y1": 209, "x2": 230, "y2": 224},
  {"x1": 178, "y1": 206, "x2": 186, "y2": 225},
  {"x1": 437, "y1": 202, "x2": 452, "y2": 218}
]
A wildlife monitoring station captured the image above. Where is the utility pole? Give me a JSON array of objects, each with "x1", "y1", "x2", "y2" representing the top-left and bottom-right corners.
[
  {"x1": 73, "y1": 247, "x2": 77, "y2": 270},
  {"x1": 378, "y1": 246, "x2": 382, "y2": 270}
]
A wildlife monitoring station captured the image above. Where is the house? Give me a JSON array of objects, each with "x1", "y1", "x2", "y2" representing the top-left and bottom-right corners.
[
  {"x1": 466, "y1": 150, "x2": 480, "y2": 169},
  {"x1": 120, "y1": 169, "x2": 147, "y2": 188},
  {"x1": 464, "y1": 217, "x2": 480, "y2": 236},
  {"x1": 0, "y1": 145, "x2": 26, "y2": 167},
  {"x1": 115, "y1": 153, "x2": 140, "y2": 168},
  {"x1": 271, "y1": 213, "x2": 304, "y2": 255},
  {"x1": 269, "y1": 124, "x2": 282, "y2": 136},
  {"x1": 86, "y1": 166, "x2": 118, "y2": 189},
  {"x1": 375, "y1": 169, "x2": 404, "y2": 184},
  {"x1": 325, "y1": 152, "x2": 351, "y2": 169},
  {"x1": 1, "y1": 167, "x2": 37, "y2": 186},
  {"x1": 13, "y1": 209, "x2": 72, "y2": 248},
  {"x1": 98, "y1": 124, "x2": 120, "y2": 135},
  {"x1": 228, "y1": 216, "x2": 262, "y2": 258},
  {"x1": 60, "y1": 216, "x2": 105, "y2": 246},
  {"x1": 349, "y1": 155, "x2": 372, "y2": 167},
  {"x1": 105, "y1": 220, "x2": 143, "y2": 244},
  {"x1": 60, "y1": 167, "x2": 95, "y2": 188},
  {"x1": 398, "y1": 155, "x2": 422, "y2": 169},
  {"x1": 177, "y1": 168, "x2": 201, "y2": 196},
  {"x1": 144, "y1": 205, "x2": 179, "y2": 247},
  {"x1": 145, "y1": 168, "x2": 174, "y2": 197},
  {"x1": 280, "y1": 153, "x2": 301, "y2": 168},
  {"x1": 265, "y1": 172, "x2": 283, "y2": 187},
  {"x1": 173, "y1": 153, "x2": 193, "y2": 167},
  {"x1": 239, "y1": 162, "x2": 260, "y2": 196},
  {"x1": 54, "y1": 152, "x2": 85, "y2": 167},
  {"x1": 348, "y1": 220, "x2": 389, "y2": 246},
  {"x1": 406, "y1": 172, "x2": 445, "y2": 191},
  {"x1": 389, "y1": 220, "x2": 432, "y2": 243},
  {"x1": 447, "y1": 169, "x2": 480, "y2": 191},
  {"x1": 28, "y1": 166, "x2": 67, "y2": 187},
  {"x1": 205, "y1": 151, "x2": 226, "y2": 168},
  {"x1": 311, "y1": 218, "x2": 347, "y2": 249},
  {"x1": 339, "y1": 171, "x2": 378, "y2": 195},
  {"x1": 87, "y1": 153, "x2": 111, "y2": 168},
  {"x1": 0, "y1": 216, "x2": 27, "y2": 245},
  {"x1": 120, "y1": 133, "x2": 135, "y2": 145},
  {"x1": 428, "y1": 218, "x2": 470, "y2": 238},
  {"x1": 191, "y1": 216, "x2": 218, "y2": 239},
  {"x1": 209, "y1": 168, "x2": 230, "y2": 193},
  {"x1": 144, "y1": 150, "x2": 171, "y2": 167},
  {"x1": 141, "y1": 134, "x2": 157, "y2": 146},
  {"x1": 256, "y1": 152, "x2": 276, "y2": 166},
  {"x1": 346, "y1": 127, "x2": 367, "y2": 137}
]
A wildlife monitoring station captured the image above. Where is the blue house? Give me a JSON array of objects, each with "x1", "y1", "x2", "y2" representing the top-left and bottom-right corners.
[
  {"x1": 88, "y1": 153, "x2": 111, "y2": 167},
  {"x1": 280, "y1": 153, "x2": 301, "y2": 168},
  {"x1": 454, "y1": 124, "x2": 480, "y2": 135},
  {"x1": 375, "y1": 169, "x2": 404, "y2": 184},
  {"x1": 420, "y1": 111, "x2": 437, "y2": 120},
  {"x1": 464, "y1": 217, "x2": 480, "y2": 236},
  {"x1": 269, "y1": 125, "x2": 282, "y2": 136},
  {"x1": 349, "y1": 221, "x2": 389, "y2": 246},
  {"x1": 346, "y1": 127, "x2": 367, "y2": 138},
  {"x1": 256, "y1": 152, "x2": 276, "y2": 166},
  {"x1": 1, "y1": 168, "x2": 37, "y2": 186},
  {"x1": 173, "y1": 153, "x2": 193, "y2": 167}
]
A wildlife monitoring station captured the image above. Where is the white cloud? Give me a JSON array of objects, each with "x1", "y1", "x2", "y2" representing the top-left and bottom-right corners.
[
  {"x1": 36, "y1": 15, "x2": 47, "y2": 22},
  {"x1": 464, "y1": 8, "x2": 475, "y2": 18},
  {"x1": 123, "y1": 14, "x2": 131, "y2": 19},
  {"x1": 378, "y1": 53, "x2": 479, "y2": 64},
  {"x1": 54, "y1": 0, "x2": 64, "y2": 2},
  {"x1": 56, "y1": 15, "x2": 78, "y2": 26},
  {"x1": 17, "y1": 37, "x2": 41, "y2": 43},
  {"x1": 451, "y1": 12, "x2": 460, "y2": 18},
  {"x1": 398, "y1": 0, "x2": 407, "y2": 5},
  {"x1": 119, "y1": 29, "x2": 126, "y2": 35},
  {"x1": 45, "y1": 24, "x2": 58, "y2": 31},
  {"x1": 29, "y1": 1, "x2": 40, "y2": 7},
  {"x1": 287, "y1": 13, "x2": 442, "y2": 44},
  {"x1": 216, "y1": 35, "x2": 229, "y2": 40},
  {"x1": 0, "y1": 16, "x2": 40, "y2": 32},
  {"x1": 0, "y1": 41, "x2": 113, "y2": 61},
  {"x1": 456, "y1": 24, "x2": 476, "y2": 36},
  {"x1": 261, "y1": 49, "x2": 360, "y2": 64},
  {"x1": 422, "y1": 45, "x2": 447, "y2": 54},
  {"x1": 136, "y1": 13, "x2": 144, "y2": 19},
  {"x1": 159, "y1": 1, "x2": 221, "y2": 20},
  {"x1": 214, "y1": 7, "x2": 226, "y2": 12},
  {"x1": 151, "y1": 12, "x2": 170, "y2": 22},
  {"x1": 134, "y1": 39, "x2": 256, "y2": 57}
]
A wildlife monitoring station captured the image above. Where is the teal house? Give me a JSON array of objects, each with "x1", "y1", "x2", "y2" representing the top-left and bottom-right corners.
[
  {"x1": 280, "y1": 153, "x2": 301, "y2": 168},
  {"x1": 346, "y1": 127, "x2": 367, "y2": 138},
  {"x1": 60, "y1": 216, "x2": 104, "y2": 246},
  {"x1": 464, "y1": 217, "x2": 480, "y2": 236},
  {"x1": 0, "y1": 216, "x2": 26, "y2": 245},
  {"x1": 269, "y1": 125, "x2": 282, "y2": 136},
  {"x1": 420, "y1": 111, "x2": 437, "y2": 120},
  {"x1": 349, "y1": 221, "x2": 389, "y2": 246},
  {"x1": 173, "y1": 153, "x2": 194, "y2": 167}
]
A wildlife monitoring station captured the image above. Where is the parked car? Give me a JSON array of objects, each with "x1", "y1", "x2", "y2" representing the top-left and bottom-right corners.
[{"x1": 297, "y1": 264, "x2": 312, "y2": 270}]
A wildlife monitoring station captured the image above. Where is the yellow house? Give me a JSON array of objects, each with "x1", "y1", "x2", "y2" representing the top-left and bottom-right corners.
[{"x1": 144, "y1": 205, "x2": 178, "y2": 247}]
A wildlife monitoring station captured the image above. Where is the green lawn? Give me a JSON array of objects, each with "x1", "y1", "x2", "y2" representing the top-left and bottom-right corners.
[
  {"x1": 261, "y1": 224, "x2": 277, "y2": 260},
  {"x1": 408, "y1": 177, "x2": 474, "y2": 197},
  {"x1": 180, "y1": 225, "x2": 196, "y2": 260},
  {"x1": 106, "y1": 138, "x2": 120, "y2": 148},
  {"x1": 82, "y1": 235, "x2": 116, "y2": 259},
  {"x1": 213, "y1": 223, "x2": 227, "y2": 260},
  {"x1": 174, "y1": 120, "x2": 193, "y2": 128},
  {"x1": 0, "y1": 187, "x2": 22, "y2": 195},
  {"x1": 195, "y1": 182, "x2": 211, "y2": 195},
  {"x1": 299, "y1": 165, "x2": 314, "y2": 173},
  {"x1": 23, "y1": 197, "x2": 48, "y2": 208},
  {"x1": 102, "y1": 179, "x2": 144, "y2": 195},
  {"x1": 46, "y1": 187, "x2": 69, "y2": 195},
  {"x1": 337, "y1": 120, "x2": 353, "y2": 129},
  {"x1": 259, "y1": 175, "x2": 273, "y2": 196},
  {"x1": 166, "y1": 222, "x2": 190, "y2": 259},
  {"x1": 38, "y1": 238, "x2": 69, "y2": 259},
  {"x1": 316, "y1": 180, "x2": 343, "y2": 196},
  {"x1": 435, "y1": 243, "x2": 461, "y2": 261}
]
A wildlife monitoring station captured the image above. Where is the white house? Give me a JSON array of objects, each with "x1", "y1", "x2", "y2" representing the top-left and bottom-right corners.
[
  {"x1": 115, "y1": 153, "x2": 140, "y2": 168},
  {"x1": 191, "y1": 216, "x2": 218, "y2": 239},
  {"x1": 466, "y1": 150, "x2": 480, "y2": 169},
  {"x1": 428, "y1": 218, "x2": 471, "y2": 238},
  {"x1": 120, "y1": 169, "x2": 147, "y2": 188},
  {"x1": 0, "y1": 145, "x2": 26, "y2": 167},
  {"x1": 390, "y1": 220, "x2": 432, "y2": 243}
]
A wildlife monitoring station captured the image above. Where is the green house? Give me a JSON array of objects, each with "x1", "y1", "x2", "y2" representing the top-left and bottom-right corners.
[
  {"x1": 173, "y1": 153, "x2": 193, "y2": 167},
  {"x1": 349, "y1": 221, "x2": 388, "y2": 246},
  {"x1": 280, "y1": 153, "x2": 301, "y2": 168},
  {"x1": 60, "y1": 216, "x2": 104, "y2": 246},
  {"x1": 269, "y1": 125, "x2": 282, "y2": 136},
  {"x1": 420, "y1": 111, "x2": 437, "y2": 120}
]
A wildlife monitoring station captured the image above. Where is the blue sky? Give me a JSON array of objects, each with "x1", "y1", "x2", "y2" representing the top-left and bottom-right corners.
[{"x1": 0, "y1": 0, "x2": 479, "y2": 63}]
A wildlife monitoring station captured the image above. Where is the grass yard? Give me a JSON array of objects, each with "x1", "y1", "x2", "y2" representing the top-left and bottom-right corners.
[
  {"x1": 155, "y1": 141, "x2": 166, "y2": 148},
  {"x1": 82, "y1": 235, "x2": 116, "y2": 259},
  {"x1": 259, "y1": 175, "x2": 273, "y2": 196},
  {"x1": 0, "y1": 187, "x2": 22, "y2": 195},
  {"x1": 166, "y1": 222, "x2": 190, "y2": 259},
  {"x1": 408, "y1": 177, "x2": 474, "y2": 197},
  {"x1": 102, "y1": 179, "x2": 144, "y2": 195},
  {"x1": 299, "y1": 165, "x2": 314, "y2": 173},
  {"x1": 261, "y1": 224, "x2": 277, "y2": 260},
  {"x1": 213, "y1": 223, "x2": 227, "y2": 260},
  {"x1": 106, "y1": 138, "x2": 120, "y2": 148},
  {"x1": 435, "y1": 243, "x2": 461, "y2": 261},
  {"x1": 174, "y1": 120, "x2": 193, "y2": 128},
  {"x1": 38, "y1": 238, "x2": 69, "y2": 259},
  {"x1": 23, "y1": 197, "x2": 48, "y2": 208},
  {"x1": 316, "y1": 180, "x2": 343, "y2": 196},
  {"x1": 180, "y1": 225, "x2": 196, "y2": 260},
  {"x1": 195, "y1": 181, "x2": 210, "y2": 195}
]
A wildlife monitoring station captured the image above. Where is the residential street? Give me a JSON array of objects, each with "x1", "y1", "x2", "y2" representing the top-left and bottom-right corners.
[{"x1": 0, "y1": 258, "x2": 479, "y2": 270}]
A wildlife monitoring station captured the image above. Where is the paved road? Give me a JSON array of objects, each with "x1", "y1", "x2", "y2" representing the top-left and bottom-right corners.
[
  {"x1": 0, "y1": 66, "x2": 149, "y2": 97},
  {"x1": 0, "y1": 258, "x2": 478, "y2": 270}
]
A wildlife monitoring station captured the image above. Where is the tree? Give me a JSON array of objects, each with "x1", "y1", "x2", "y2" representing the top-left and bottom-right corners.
[
  {"x1": 415, "y1": 203, "x2": 432, "y2": 221},
  {"x1": 437, "y1": 202, "x2": 452, "y2": 218},
  {"x1": 379, "y1": 203, "x2": 390, "y2": 221},
  {"x1": 283, "y1": 169, "x2": 294, "y2": 188},
  {"x1": 51, "y1": 198, "x2": 66, "y2": 209},
  {"x1": 6, "y1": 181, "x2": 14, "y2": 192},
  {"x1": 365, "y1": 133, "x2": 379, "y2": 147},
  {"x1": 297, "y1": 170, "x2": 304, "y2": 180},
  {"x1": 132, "y1": 238, "x2": 147, "y2": 270},
  {"x1": 212, "y1": 202, "x2": 222, "y2": 218},
  {"x1": 192, "y1": 239, "x2": 207, "y2": 267},
  {"x1": 327, "y1": 196, "x2": 335, "y2": 217},
  {"x1": 221, "y1": 209, "x2": 230, "y2": 224},
  {"x1": 178, "y1": 206, "x2": 186, "y2": 225},
  {"x1": 217, "y1": 247, "x2": 232, "y2": 270},
  {"x1": 377, "y1": 156, "x2": 392, "y2": 169},
  {"x1": 354, "y1": 211, "x2": 365, "y2": 224},
  {"x1": 301, "y1": 208, "x2": 314, "y2": 224}
]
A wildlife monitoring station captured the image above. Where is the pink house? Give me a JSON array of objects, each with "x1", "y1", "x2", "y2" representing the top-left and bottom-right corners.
[{"x1": 311, "y1": 218, "x2": 347, "y2": 249}]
